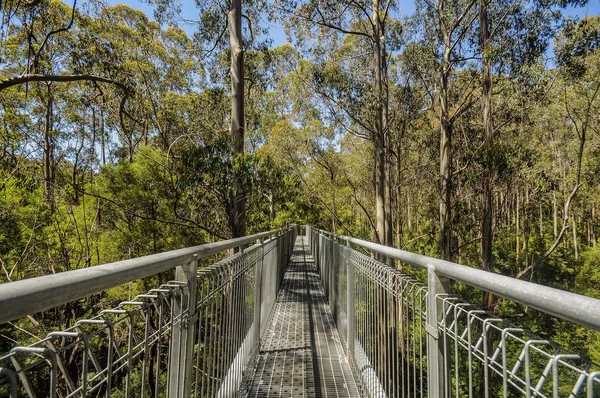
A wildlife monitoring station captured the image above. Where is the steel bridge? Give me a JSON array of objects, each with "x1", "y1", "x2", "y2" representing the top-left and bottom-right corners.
[{"x1": 1, "y1": 226, "x2": 600, "y2": 397}]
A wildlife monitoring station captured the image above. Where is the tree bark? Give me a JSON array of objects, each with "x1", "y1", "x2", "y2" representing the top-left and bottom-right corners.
[
  {"x1": 332, "y1": 180, "x2": 337, "y2": 233},
  {"x1": 439, "y1": 22, "x2": 453, "y2": 261},
  {"x1": 385, "y1": 133, "x2": 393, "y2": 248},
  {"x1": 407, "y1": 193, "x2": 412, "y2": 231},
  {"x1": 525, "y1": 188, "x2": 529, "y2": 265},
  {"x1": 44, "y1": 84, "x2": 55, "y2": 211},
  {"x1": 228, "y1": 0, "x2": 246, "y2": 238},
  {"x1": 553, "y1": 193, "x2": 558, "y2": 238},
  {"x1": 479, "y1": 0, "x2": 494, "y2": 316},
  {"x1": 477, "y1": 8, "x2": 495, "y2": 396},
  {"x1": 572, "y1": 214, "x2": 578, "y2": 260},
  {"x1": 396, "y1": 136, "x2": 403, "y2": 249},
  {"x1": 372, "y1": 0, "x2": 386, "y2": 245},
  {"x1": 100, "y1": 108, "x2": 106, "y2": 165},
  {"x1": 593, "y1": 206, "x2": 596, "y2": 246},
  {"x1": 587, "y1": 218, "x2": 591, "y2": 246},
  {"x1": 383, "y1": 31, "x2": 393, "y2": 252},
  {"x1": 516, "y1": 191, "x2": 520, "y2": 263},
  {"x1": 539, "y1": 203, "x2": 543, "y2": 238}
]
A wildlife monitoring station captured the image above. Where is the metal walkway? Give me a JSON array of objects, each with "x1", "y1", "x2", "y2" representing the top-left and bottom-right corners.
[{"x1": 245, "y1": 236, "x2": 360, "y2": 397}]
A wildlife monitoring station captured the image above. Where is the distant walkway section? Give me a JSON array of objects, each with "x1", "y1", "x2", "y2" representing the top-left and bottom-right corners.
[{"x1": 245, "y1": 236, "x2": 360, "y2": 397}]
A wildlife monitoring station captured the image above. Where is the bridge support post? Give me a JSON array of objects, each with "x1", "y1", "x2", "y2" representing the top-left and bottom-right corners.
[
  {"x1": 254, "y1": 239, "x2": 264, "y2": 346},
  {"x1": 346, "y1": 240, "x2": 355, "y2": 361},
  {"x1": 329, "y1": 238, "x2": 336, "y2": 319},
  {"x1": 315, "y1": 233, "x2": 320, "y2": 273},
  {"x1": 168, "y1": 255, "x2": 198, "y2": 398},
  {"x1": 426, "y1": 265, "x2": 449, "y2": 398}
]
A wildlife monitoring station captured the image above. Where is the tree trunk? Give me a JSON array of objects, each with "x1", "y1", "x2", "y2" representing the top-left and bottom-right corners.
[
  {"x1": 587, "y1": 218, "x2": 591, "y2": 246},
  {"x1": 332, "y1": 180, "x2": 337, "y2": 233},
  {"x1": 383, "y1": 33, "x2": 393, "y2": 252},
  {"x1": 372, "y1": 0, "x2": 386, "y2": 245},
  {"x1": 507, "y1": 191, "x2": 511, "y2": 226},
  {"x1": 407, "y1": 194, "x2": 412, "y2": 231},
  {"x1": 91, "y1": 107, "x2": 97, "y2": 170},
  {"x1": 479, "y1": 0, "x2": 494, "y2": 320},
  {"x1": 572, "y1": 215, "x2": 578, "y2": 260},
  {"x1": 516, "y1": 191, "x2": 520, "y2": 263},
  {"x1": 396, "y1": 137, "x2": 403, "y2": 250},
  {"x1": 525, "y1": 187, "x2": 530, "y2": 266},
  {"x1": 228, "y1": 0, "x2": 246, "y2": 238},
  {"x1": 439, "y1": 25, "x2": 452, "y2": 261},
  {"x1": 539, "y1": 203, "x2": 543, "y2": 238},
  {"x1": 477, "y1": 7, "x2": 495, "y2": 396},
  {"x1": 593, "y1": 206, "x2": 596, "y2": 246},
  {"x1": 479, "y1": 0, "x2": 492, "y2": 276},
  {"x1": 553, "y1": 193, "x2": 558, "y2": 238},
  {"x1": 268, "y1": 192, "x2": 275, "y2": 222},
  {"x1": 384, "y1": 135, "x2": 393, "y2": 249},
  {"x1": 44, "y1": 84, "x2": 55, "y2": 212},
  {"x1": 100, "y1": 108, "x2": 106, "y2": 165},
  {"x1": 128, "y1": 138, "x2": 134, "y2": 163}
]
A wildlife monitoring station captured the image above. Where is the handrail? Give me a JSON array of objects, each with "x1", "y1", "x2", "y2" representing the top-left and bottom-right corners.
[
  {"x1": 0, "y1": 227, "x2": 293, "y2": 325},
  {"x1": 310, "y1": 226, "x2": 600, "y2": 331}
]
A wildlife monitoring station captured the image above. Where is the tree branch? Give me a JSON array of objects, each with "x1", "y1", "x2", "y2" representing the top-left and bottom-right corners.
[
  {"x1": 0, "y1": 73, "x2": 128, "y2": 92},
  {"x1": 278, "y1": 4, "x2": 373, "y2": 40},
  {"x1": 342, "y1": 168, "x2": 377, "y2": 233},
  {"x1": 29, "y1": 0, "x2": 77, "y2": 73}
]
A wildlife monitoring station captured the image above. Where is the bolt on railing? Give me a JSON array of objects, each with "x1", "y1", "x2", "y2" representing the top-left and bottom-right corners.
[
  {"x1": 307, "y1": 226, "x2": 600, "y2": 398},
  {"x1": 0, "y1": 226, "x2": 296, "y2": 398}
]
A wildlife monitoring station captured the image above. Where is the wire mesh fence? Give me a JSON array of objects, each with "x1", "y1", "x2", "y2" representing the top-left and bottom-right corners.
[
  {"x1": 308, "y1": 227, "x2": 600, "y2": 398},
  {"x1": 3, "y1": 225, "x2": 600, "y2": 398},
  {"x1": 192, "y1": 232, "x2": 294, "y2": 397},
  {"x1": 0, "y1": 277, "x2": 178, "y2": 398},
  {"x1": 0, "y1": 227, "x2": 296, "y2": 398}
]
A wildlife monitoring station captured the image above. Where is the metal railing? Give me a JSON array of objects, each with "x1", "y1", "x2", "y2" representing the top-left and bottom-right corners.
[
  {"x1": 307, "y1": 226, "x2": 600, "y2": 398},
  {"x1": 3, "y1": 224, "x2": 600, "y2": 398},
  {"x1": 0, "y1": 226, "x2": 296, "y2": 398}
]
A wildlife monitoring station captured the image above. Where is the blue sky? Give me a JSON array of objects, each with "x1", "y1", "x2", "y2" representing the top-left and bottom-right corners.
[
  {"x1": 564, "y1": 0, "x2": 600, "y2": 18},
  {"x1": 106, "y1": 0, "x2": 291, "y2": 46},
  {"x1": 108, "y1": 0, "x2": 600, "y2": 47}
]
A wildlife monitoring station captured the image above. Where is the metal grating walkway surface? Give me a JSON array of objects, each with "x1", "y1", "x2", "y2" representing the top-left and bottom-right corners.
[{"x1": 245, "y1": 236, "x2": 360, "y2": 397}]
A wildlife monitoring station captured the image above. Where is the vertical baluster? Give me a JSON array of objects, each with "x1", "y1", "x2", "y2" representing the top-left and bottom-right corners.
[
  {"x1": 168, "y1": 255, "x2": 198, "y2": 398},
  {"x1": 346, "y1": 241, "x2": 355, "y2": 363},
  {"x1": 426, "y1": 265, "x2": 450, "y2": 398}
]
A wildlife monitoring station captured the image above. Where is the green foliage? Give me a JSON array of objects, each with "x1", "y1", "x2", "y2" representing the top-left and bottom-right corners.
[
  {"x1": 556, "y1": 16, "x2": 600, "y2": 78},
  {"x1": 1, "y1": 1, "x2": 600, "y2": 393},
  {"x1": 576, "y1": 245, "x2": 600, "y2": 299}
]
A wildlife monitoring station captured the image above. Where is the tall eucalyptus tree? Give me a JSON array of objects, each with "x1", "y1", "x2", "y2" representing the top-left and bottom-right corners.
[
  {"x1": 274, "y1": 0, "x2": 401, "y2": 245},
  {"x1": 145, "y1": 0, "x2": 270, "y2": 238},
  {"x1": 411, "y1": 0, "x2": 479, "y2": 260},
  {"x1": 475, "y1": 0, "x2": 589, "y2": 289}
]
